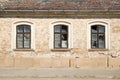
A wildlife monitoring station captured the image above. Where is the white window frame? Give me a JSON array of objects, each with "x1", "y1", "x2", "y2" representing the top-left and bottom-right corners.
[
  {"x1": 87, "y1": 21, "x2": 110, "y2": 50},
  {"x1": 49, "y1": 21, "x2": 73, "y2": 49},
  {"x1": 11, "y1": 21, "x2": 35, "y2": 50}
]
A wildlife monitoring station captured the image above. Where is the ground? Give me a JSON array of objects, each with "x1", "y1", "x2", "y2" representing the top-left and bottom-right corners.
[{"x1": 0, "y1": 68, "x2": 119, "y2": 80}]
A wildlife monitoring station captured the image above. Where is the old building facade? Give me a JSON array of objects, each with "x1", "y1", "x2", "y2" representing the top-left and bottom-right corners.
[{"x1": 0, "y1": 0, "x2": 120, "y2": 68}]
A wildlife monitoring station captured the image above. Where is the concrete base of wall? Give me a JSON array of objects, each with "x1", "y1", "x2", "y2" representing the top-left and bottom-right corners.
[
  {"x1": 109, "y1": 58, "x2": 120, "y2": 68},
  {"x1": 0, "y1": 57, "x2": 120, "y2": 68},
  {"x1": 70, "y1": 58, "x2": 107, "y2": 68}
]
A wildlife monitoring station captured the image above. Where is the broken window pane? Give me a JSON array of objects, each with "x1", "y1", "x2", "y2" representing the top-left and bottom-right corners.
[
  {"x1": 61, "y1": 34, "x2": 68, "y2": 48},
  {"x1": 54, "y1": 25, "x2": 68, "y2": 49},
  {"x1": 99, "y1": 34, "x2": 104, "y2": 48},
  {"x1": 62, "y1": 26, "x2": 67, "y2": 33},
  {"x1": 91, "y1": 26, "x2": 97, "y2": 33},
  {"x1": 62, "y1": 34, "x2": 67, "y2": 40},
  {"x1": 91, "y1": 25, "x2": 105, "y2": 49}
]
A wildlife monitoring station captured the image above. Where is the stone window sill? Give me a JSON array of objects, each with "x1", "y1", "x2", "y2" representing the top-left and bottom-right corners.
[
  {"x1": 51, "y1": 49, "x2": 71, "y2": 52},
  {"x1": 13, "y1": 49, "x2": 34, "y2": 51},
  {"x1": 88, "y1": 49, "x2": 108, "y2": 51}
]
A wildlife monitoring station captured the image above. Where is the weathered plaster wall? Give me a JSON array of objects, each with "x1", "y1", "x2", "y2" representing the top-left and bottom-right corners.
[{"x1": 0, "y1": 18, "x2": 120, "y2": 68}]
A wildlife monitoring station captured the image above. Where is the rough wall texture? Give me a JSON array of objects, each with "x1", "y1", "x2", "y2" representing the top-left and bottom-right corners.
[{"x1": 0, "y1": 18, "x2": 120, "y2": 68}]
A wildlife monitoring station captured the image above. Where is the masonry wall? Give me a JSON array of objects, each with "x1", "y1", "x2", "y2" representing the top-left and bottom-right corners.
[{"x1": 0, "y1": 18, "x2": 120, "y2": 68}]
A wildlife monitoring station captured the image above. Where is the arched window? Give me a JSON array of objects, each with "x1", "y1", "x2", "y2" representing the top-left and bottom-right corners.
[
  {"x1": 16, "y1": 25, "x2": 31, "y2": 49},
  {"x1": 54, "y1": 25, "x2": 68, "y2": 49},
  {"x1": 12, "y1": 21, "x2": 35, "y2": 50},
  {"x1": 49, "y1": 21, "x2": 72, "y2": 50},
  {"x1": 91, "y1": 25, "x2": 105, "y2": 48},
  {"x1": 87, "y1": 21, "x2": 110, "y2": 50}
]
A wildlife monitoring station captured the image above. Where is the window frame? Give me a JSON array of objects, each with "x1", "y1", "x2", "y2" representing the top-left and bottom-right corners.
[
  {"x1": 12, "y1": 21, "x2": 35, "y2": 51},
  {"x1": 91, "y1": 25, "x2": 105, "y2": 49},
  {"x1": 49, "y1": 21, "x2": 73, "y2": 50},
  {"x1": 54, "y1": 25, "x2": 68, "y2": 49},
  {"x1": 87, "y1": 21, "x2": 110, "y2": 50},
  {"x1": 16, "y1": 25, "x2": 31, "y2": 49}
]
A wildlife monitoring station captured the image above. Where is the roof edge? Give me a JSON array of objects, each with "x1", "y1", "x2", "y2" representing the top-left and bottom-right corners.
[{"x1": 0, "y1": 9, "x2": 120, "y2": 12}]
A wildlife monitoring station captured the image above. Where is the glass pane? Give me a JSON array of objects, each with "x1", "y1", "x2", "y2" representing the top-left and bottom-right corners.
[
  {"x1": 24, "y1": 34, "x2": 30, "y2": 48},
  {"x1": 17, "y1": 34, "x2": 23, "y2": 41},
  {"x1": 55, "y1": 40, "x2": 60, "y2": 48},
  {"x1": 62, "y1": 40, "x2": 67, "y2": 48},
  {"x1": 55, "y1": 25, "x2": 61, "y2": 32},
  {"x1": 98, "y1": 34, "x2": 105, "y2": 48},
  {"x1": 17, "y1": 40, "x2": 23, "y2": 48},
  {"x1": 92, "y1": 34, "x2": 97, "y2": 48},
  {"x1": 62, "y1": 26, "x2": 67, "y2": 33},
  {"x1": 24, "y1": 25, "x2": 31, "y2": 32},
  {"x1": 17, "y1": 34, "x2": 23, "y2": 48},
  {"x1": 55, "y1": 34, "x2": 60, "y2": 41},
  {"x1": 17, "y1": 26, "x2": 23, "y2": 32},
  {"x1": 91, "y1": 26, "x2": 97, "y2": 33},
  {"x1": 99, "y1": 26, "x2": 105, "y2": 33}
]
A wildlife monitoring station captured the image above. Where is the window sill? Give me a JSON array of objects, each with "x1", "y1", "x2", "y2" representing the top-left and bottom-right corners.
[
  {"x1": 88, "y1": 49, "x2": 108, "y2": 51},
  {"x1": 13, "y1": 49, "x2": 34, "y2": 51},
  {"x1": 51, "y1": 49, "x2": 71, "y2": 52}
]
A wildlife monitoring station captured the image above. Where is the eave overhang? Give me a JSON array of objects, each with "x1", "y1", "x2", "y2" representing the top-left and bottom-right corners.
[{"x1": 0, "y1": 10, "x2": 120, "y2": 18}]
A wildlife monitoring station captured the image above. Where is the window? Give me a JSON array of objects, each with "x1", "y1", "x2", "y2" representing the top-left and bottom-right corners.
[
  {"x1": 91, "y1": 25, "x2": 105, "y2": 49},
  {"x1": 16, "y1": 25, "x2": 31, "y2": 49},
  {"x1": 54, "y1": 25, "x2": 68, "y2": 49},
  {"x1": 12, "y1": 21, "x2": 35, "y2": 50},
  {"x1": 87, "y1": 21, "x2": 109, "y2": 50},
  {"x1": 49, "y1": 21, "x2": 72, "y2": 50}
]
